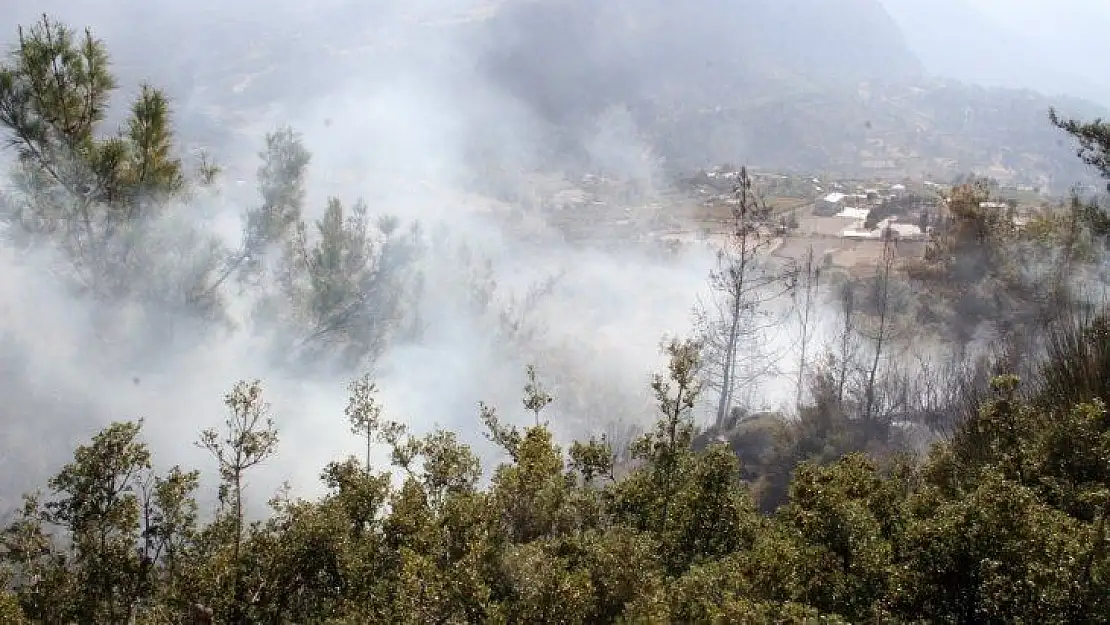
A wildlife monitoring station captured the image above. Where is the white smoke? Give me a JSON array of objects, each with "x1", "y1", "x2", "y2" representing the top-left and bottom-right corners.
[{"x1": 0, "y1": 0, "x2": 726, "y2": 514}]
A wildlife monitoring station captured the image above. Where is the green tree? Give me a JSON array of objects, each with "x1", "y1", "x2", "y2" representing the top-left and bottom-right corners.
[
  {"x1": 203, "y1": 126, "x2": 311, "y2": 296},
  {"x1": 345, "y1": 373, "x2": 385, "y2": 472},
  {"x1": 0, "y1": 421, "x2": 202, "y2": 623},
  {"x1": 196, "y1": 380, "x2": 279, "y2": 624},
  {"x1": 244, "y1": 127, "x2": 311, "y2": 265},
  {"x1": 0, "y1": 580, "x2": 26, "y2": 624},
  {"x1": 1052, "y1": 107, "x2": 1110, "y2": 190},
  {"x1": 772, "y1": 455, "x2": 906, "y2": 620},
  {"x1": 613, "y1": 337, "x2": 703, "y2": 538},
  {"x1": 34, "y1": 421, "x2": 151, "y2": 623},
  {"x1": 0, "y1": 15, "x2": 222, "y2": 314},
  {"x1": 139, "y1": 465, "x2": 201, "y2": 618}
]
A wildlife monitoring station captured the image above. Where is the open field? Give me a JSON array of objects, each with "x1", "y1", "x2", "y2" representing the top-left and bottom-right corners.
[
  {"x1": 795, "y1": 214, "x2": 861, "y2": 238},
  {"x1": 690, "y1": 196, "x2": 811, "y2": 225},
  {"x1": 767, "y1": 197, "x2": 811, "y2": 214}
]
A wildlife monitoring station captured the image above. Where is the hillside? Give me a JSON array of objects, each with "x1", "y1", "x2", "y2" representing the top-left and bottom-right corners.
[
  {"x1": 648, "y1": 79, "x2": 1105, "y2": 186},
  {"x1": 476, "y1": 0, "x2": 923, "y2": 128},
  {"x1": 5, "y1": 0, "x2": 1106, "y2": 187},
  {"x1": 472, "y1": 0, "x2": 1104, "y2": 186}
]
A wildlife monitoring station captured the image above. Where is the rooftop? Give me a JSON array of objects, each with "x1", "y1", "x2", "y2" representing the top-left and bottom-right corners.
[{"x1": 836, "y1": 207, "x2": 871, "y2": 220}]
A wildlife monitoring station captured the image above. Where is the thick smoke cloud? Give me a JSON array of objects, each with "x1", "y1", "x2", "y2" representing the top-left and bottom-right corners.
[{"x1": 0, "y1": 0, "x2": 727, "y2": 515}]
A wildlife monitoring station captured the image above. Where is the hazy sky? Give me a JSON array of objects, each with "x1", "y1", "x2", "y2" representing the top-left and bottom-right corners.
[
  {"x1": 883, "y1": 0, "x2": 1110, "y2": 105},
  {"x1": 971, "y1": 0, "x2": 1110, "y2": 63},
  {"x1": 971, "y1": 0, "x2": 1109, "y2": 30}
]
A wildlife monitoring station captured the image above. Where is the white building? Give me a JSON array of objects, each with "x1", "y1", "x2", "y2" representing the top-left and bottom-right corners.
[
  {"x1": 980, "y1": 201, "x2": 1010, "y2": 210},
  {"x1": 816, "y1": 192, "x2": 847, "y2": 215},
  {"x1": 884, "y1": 221, "x2": 926, "y2": 240},
  {"x1": 836, "y1": 207, "x2": 871, "y2": 220},
  {"x1": 840, "y1": 217, "x2": 925, "y2": 241}
]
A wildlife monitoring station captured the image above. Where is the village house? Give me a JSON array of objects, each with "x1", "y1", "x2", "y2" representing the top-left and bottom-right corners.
[{"x1": 816, "y1": 192, "x2": 847, "y2": 215}]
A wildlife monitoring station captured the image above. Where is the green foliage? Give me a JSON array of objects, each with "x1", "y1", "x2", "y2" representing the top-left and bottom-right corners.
[
  {"x1": 241, "y1": 128, "x2": 425, "y2": 370},
  {"x1": 1052, "y1": 107, "x2": 1110, "y2": 190},
  {"x1": 4, "y1": 333, "x2": 1110, "y2": 624},
  {"x1": 0, "y1": 420, "x2": 204, "y2": 623},
  {"x1": 522, "y1": 364, "x2": 553, "y2": 425},
  {"x1": 0, "y1": 585, "x2": 25, "y2": 624},
  {"x1": 195, "y1": 380, "x2": 279, "y2": 624},
  {"x1": 568, "y1": 435, "x2": 616, "y2": 485},
  {"x1": 0, "y1": 18, "x2": 424, "y2": 369},
  {"x1": 0, "y1": 15, "x2": 223, "y2": 315},
  {"x1": 247, "y1": 126, "x2": 311, "y2": 257},
  {"x1": 0, "y1": 16, "x2": 116, "y2": 165},
  {"x1": 346, "y1": 373, "x2": 385, "y2": 471},
  {"x1": 775, "y1": 456, "x2": 903, "y2": 621}
]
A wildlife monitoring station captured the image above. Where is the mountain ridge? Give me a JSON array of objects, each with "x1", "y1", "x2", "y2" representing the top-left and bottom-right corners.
[
  {"x1": 469, "y1": 0, "x2": 1101, "y2": 185},
  {"x1": 4, "y1": 0, "x2": 1104, "y2": 187}
]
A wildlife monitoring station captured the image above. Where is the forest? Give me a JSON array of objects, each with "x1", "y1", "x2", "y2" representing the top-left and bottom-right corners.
[{"x1": 1, "y1": 15, "x2": 1110, "y2": 625}]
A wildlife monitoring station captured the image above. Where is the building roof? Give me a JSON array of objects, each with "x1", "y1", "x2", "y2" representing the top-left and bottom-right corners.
[
  {"x1": 840, "y1": 218, "x2": 925, "y2": 240},
  {"x1": 822, "y1": 192, "x2": 847, "y2": 203},
  {"x1": 879, "y1": 218, "x2": 925, "y2": 238},
  {"x1": 841, "y1": 228, "x2": 879, "y2": 239},
  {"x1": 836, "y1": 207, "x2": 871, "y2": 220},
  {"x1": 887, "y1": 223, "x2": 924, "y2": 237}
]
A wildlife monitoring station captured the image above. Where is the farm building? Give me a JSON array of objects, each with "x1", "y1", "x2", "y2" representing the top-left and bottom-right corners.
[{"x1": 815, "y1": 192, "x2": 847, "y2": 215}]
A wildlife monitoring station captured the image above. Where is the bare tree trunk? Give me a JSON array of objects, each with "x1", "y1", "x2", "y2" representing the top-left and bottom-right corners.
[
  {"x1": 705, "y1": 168, "x2": 798, "y2": 427},
  {"x1": 231, "y1": 454, "x2": 245, "y2": 625},
  {"x1": 836, "y1": 283, "x2": 855, "y2": 404},
  {"x1": 795, "y1": 245, "x2": 820, "y2": 409},
  {"x1": 716, "y1": 276, "x2": 745, "y2": 426},
  {"x1": 713, "y1": 174, "x2": 754, "y2": 427},
  {"x1": 864, "y1": 233, "x2": 897, "y2": 425}
]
